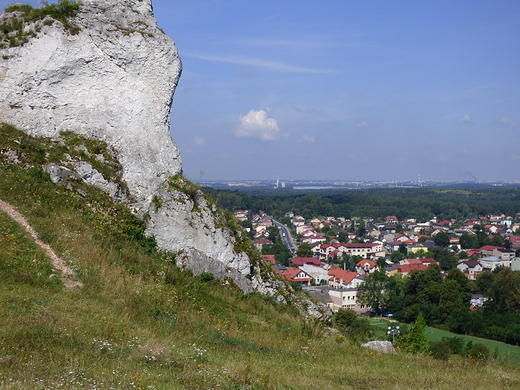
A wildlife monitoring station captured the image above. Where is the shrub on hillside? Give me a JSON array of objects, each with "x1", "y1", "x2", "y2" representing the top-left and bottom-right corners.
[
  {"x1": 197, "y1": 271, "x2": 215, "y2": 283},
  {"x1": 443, "y1": 336, "x2": 466, "y2": 356},
  {"x1": 467, "y1": 343, "x2": 490, "y2": 362},
  {"x1": 430, "y1": 340, "x2": 450, "y2": 361},
  {"x1": 333, "y1": 308, "x2": 357, "y2": 334},
  {"x1": 396, "y1": 313, "x2": 430, "y2": 354},
  {"x1": 348, "y1": 318, "x2": 373, "y2": 343}
]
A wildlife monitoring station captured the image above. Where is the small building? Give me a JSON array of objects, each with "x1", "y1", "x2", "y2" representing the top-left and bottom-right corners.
[
  {"x1": 510, "y1": 236, "x2": 520, "y2": 249},
  {"x1": 511, "y1": 258, "x2": 520, "y2": 272},
  {"x1": 329, "y1": 288, "x2": 368, "y2": 313},
  {"x1": 261, "y1": 254, "x2": 276, "y2": 265},
  {"x1": 399, "y1": 258, "x2": 423, "y2": 266},
  {"x1": 456, "y1": 260, "x2": 483, "y2": 279},
  {"x1": 291, "y1": 257, "x2": 322, "y2": 267},
  {"x1": 356, "y1": 259, "x2": 378, "y2": 275},
  {"x1": 328, "y1": 267, "x2": 360, "y2": 289},
  {"x1": 254, "y1": 238, "x2": 273, "y2": 251},
  {"x1": 386, "y1": 216, "x2": 399, "y2": 224},
  {"x1": 278, "y1": 267, "x2": 312, "y2": 286},
  {"x1": 478, "y1": 256, "x2": 510, "y2": 271},
  {"x1": 233, "y1": 210, "x2": 249, "y2": 221},
  {"x1": 396, "y1": 263, "x2": 428, "y2": 276}
]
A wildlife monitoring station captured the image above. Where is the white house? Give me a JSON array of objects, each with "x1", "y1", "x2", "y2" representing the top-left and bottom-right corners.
[
  {"x1": 478, "y1": 256, "x2": 510, "y2": 271},
  {"x1": 456, "y1": 260, "x2": 483, "y2": 278}
]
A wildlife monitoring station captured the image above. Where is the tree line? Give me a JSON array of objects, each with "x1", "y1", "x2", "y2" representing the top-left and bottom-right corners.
[{"x1": 203, "y1": 187, "x2": 520, "y2": 222}]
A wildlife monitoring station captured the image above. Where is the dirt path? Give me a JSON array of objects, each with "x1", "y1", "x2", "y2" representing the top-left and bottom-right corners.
[{"x1": 0, "y1": 198, "x2": 83, "y2": 289}]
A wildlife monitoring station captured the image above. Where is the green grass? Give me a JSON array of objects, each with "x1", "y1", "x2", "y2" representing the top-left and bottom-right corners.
[
  {"x1": 371, "y1": 318, "x2": 520, "y2": 364},
  {"x1": 1, "y1": 1, "x2": 81, "y2": 48},
  {"x1": 0, "y1": 211, "x2": 62, "y2": 289},
  {"x1": 1, "y1": 126, "x2": 520, "y2": 388}
]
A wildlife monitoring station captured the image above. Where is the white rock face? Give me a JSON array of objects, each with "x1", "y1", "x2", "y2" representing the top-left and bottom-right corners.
[
  {"x1": 361, "y1": 341, "x2": 396, "y2": 354},
  {"x1": 0, "y1": 0, "x2": 181, "y2": 204},
  {"x1": 0, "y1": 0, "x2": 256, "y2": 290}
]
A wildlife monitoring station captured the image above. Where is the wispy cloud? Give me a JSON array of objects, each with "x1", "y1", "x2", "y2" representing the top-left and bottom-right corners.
[
  {"x1": 184, "y1": 52, "x2": 340, "y2": 74},
  {"x1": 458, "y1": 114, "x2": 473, "y2": 124},
  {"x1": 356, "y1": 122, "x2": 369, "y2": 128},
  {"x1": 194, "y1": 137, "x2": 206, "y2": 145},
  {"x1": 301, "y1": 135, "x2": 316, "y2": 143},
  {"x1": 235, "y1": 35, "x2": 400, "y2": 56},
  {"x1": 499, "y1": 116, "x2": 516, "y2": 126},
  {"x1": 294, "y1": 103, "x2": 318, "y2": 113},
  {"x1": 444, "y1": 83, "x2": 498, "y2": 102}
]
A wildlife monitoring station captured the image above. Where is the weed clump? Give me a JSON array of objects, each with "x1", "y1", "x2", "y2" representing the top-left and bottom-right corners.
[
  {"x1": 0, "y1": 0, "x2": 81, "y2": 48},
  {"x1": 467, "y1": 343, "x2": 491, "y2": 362},
  {"x1": 167, "y1": 173, "x2": 201, "y2": 201},
  {"x1": 430, "y1": 340, "x2": 451, "y2": 361}
]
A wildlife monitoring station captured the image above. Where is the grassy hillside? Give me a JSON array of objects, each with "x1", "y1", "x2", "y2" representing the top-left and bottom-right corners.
[
  {"x1": 1, "y1": 124, "x2": 520, "y2": 389},
  {"x1": 371, "y1": 319, "x2": 520, "y2": 364}
]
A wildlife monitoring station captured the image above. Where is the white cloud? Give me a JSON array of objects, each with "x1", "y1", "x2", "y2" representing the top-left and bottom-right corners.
[
  {"x1": 511, "y1": 154, "x2": 520, "y2": 160},
  {"x1": 195, "y1": 137, "x2": 206, "y2": 145},
  {"x1": 458, "y1": 114, "x2": 473, "y2": 124},
  {"x1": 234, "y1": 109, "x2": 282, "y2": 141},
  {"x1": 499, "y1": 116, "x2": 516, "y2": 126},
  {"x1": 356, "y1": 122, "x2": 369, "y2": 128},
  {"x1": 294, "y1": 103, "x2": 318, "y2": 113},
  {"x1": 301, "y1": 135, "x2": 315, "y2": 143}
]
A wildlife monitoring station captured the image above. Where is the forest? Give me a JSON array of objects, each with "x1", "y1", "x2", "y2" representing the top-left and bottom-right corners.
[{"x1": 203, "y1": 187, "x2": 520, "y2": 222}]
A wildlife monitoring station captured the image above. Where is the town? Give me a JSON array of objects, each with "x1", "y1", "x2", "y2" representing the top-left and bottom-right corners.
[{"x1": 234, "y1": 209, "x2": 520, "y2": 316}]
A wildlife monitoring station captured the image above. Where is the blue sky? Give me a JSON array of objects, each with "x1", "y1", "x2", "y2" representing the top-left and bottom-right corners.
[{"x1": 3, "y1": 1, "x2": 520, "y2": 182}]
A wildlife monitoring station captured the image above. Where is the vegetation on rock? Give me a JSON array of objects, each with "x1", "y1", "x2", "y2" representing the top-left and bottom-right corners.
[{"x1": 0, "y1": 1, "x2": 81, "y2": 49}]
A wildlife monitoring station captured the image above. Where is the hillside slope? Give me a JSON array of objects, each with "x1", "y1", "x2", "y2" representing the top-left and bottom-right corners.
[{"x1": 1, "y1": 126, "x2": 520, "y2": 389}]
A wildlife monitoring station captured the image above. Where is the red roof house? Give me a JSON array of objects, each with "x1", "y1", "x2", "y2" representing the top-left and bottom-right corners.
[
  {"x1": 510, "y1": 236, "x2": 520, "y2": 249},
  {"x1": 279, "y1": 267, "x2": 312, "y2": 285},
  {"x1": 397, "y1": 263, "x2": 429, "y2": 275},
  {"x1": 291, "y1": 257, "x2": 322, "y2": 267},
  {"x1": 328, "y1": 267, "x2": 359, "y2": 288},
  {"x1": 356, "y1": 259, "x2": 378, "y2": 274},
  {"x1": 262, "y1": 255, "x2": 276, "y2": 265}
]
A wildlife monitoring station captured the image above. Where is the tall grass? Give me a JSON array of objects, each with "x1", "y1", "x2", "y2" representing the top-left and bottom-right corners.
[{"x1": 1, "y1": 127, "x2": 520, "y2": 388}]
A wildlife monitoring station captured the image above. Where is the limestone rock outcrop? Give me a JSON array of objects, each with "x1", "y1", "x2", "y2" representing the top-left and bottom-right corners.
[
  {"x1": 361, "y1": 341, "x2": 396, "y2": 354},
  {"x1": 0, "y1": 0, "x2": 262, "y2": 291},
  {"x1": 0, "y1": 0, "x2": 181, "y2": 204}
]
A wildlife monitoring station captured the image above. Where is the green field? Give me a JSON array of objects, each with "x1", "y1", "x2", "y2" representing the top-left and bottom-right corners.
[{"x1": 371, "y1": 318, "x2": 520, "y2": 364}]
